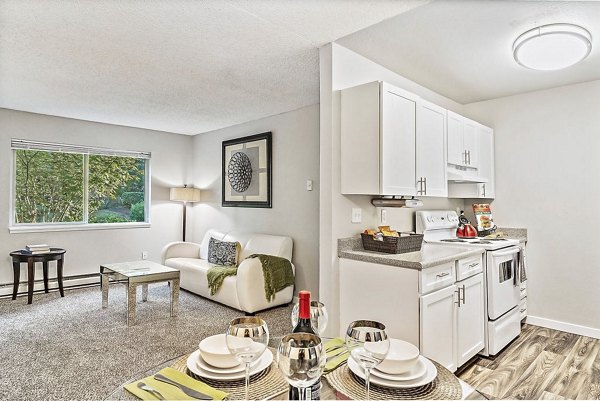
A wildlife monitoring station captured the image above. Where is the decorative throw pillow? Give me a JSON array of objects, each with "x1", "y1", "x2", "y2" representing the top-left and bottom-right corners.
[{"x1": 208, "y1": 237, "x2": 239, "y2": 266}]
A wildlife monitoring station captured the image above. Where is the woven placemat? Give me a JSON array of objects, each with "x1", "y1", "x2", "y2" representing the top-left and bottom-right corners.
[
  {"x1": 171, "y1": 352, "x2": 288, "y2": 400},
  {"x1": 324, "y1": 359, "x2": 462, "y2": 400}
]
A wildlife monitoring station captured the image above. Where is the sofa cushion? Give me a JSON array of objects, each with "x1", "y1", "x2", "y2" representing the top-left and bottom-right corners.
[
  {"x1": 208, "y1": 238, "x2": 239, "y2": 266},
  {"x1": 200, "y1": 230, "x2": 226, "y2": 260},
  {"x1": 240, "y1": 234, "x2": 293, "y2": 261}
]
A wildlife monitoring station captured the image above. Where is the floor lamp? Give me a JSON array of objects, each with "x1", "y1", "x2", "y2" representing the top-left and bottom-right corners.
[{"x1": 170, "y1": 185, "x2": 201, "y2": 242}]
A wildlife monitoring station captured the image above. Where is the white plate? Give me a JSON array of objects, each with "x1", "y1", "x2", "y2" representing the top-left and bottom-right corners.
[
  {"x1": 196, "y1": 352, "x2": 246, "y2": 374},
  {"x1": 348, "y1": 356, "x2": 437, "y2": 389},
  {"x1": 371, "y1": 357, "x2": 427, "y2": 382},
  {"x1": 187, "y1": 349, "x2": 273, "y2": 380}
]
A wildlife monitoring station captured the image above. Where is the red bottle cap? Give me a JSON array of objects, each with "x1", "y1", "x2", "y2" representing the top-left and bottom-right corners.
[{"x1": 299, "y1": 290, "x2": 311, "y2": 319}]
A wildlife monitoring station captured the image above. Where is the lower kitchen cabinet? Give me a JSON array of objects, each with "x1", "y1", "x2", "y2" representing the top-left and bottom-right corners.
[
  {"x1": 420, "y1": 284, "x2": 457, "y2": 372},
  {"x1": 456, "y1": 273, "x2": 485, "y2": 366},
  {"x1": 339, "y1": 253, "x2": 485, "y2": 373}
]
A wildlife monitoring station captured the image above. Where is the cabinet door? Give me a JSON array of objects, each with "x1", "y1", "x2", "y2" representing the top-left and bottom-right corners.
[
  {"x1": 380, "y1": 83, "x2": 417, "y2": 195},
  {"x1": 477, "y1": 125, "x2": 495, "y2": 198},
  {"x1": 446, "y1": 111, "x2": 464, "y2": 166},
  {"x1": 463, "y1": 118, "x2": 479, "y2": 168},
  {"x1": 420, "y1": 284, "x2": 457, "y2": 372},
  {"x1": 416, "y1": 100, "x2": 447, "y2": 197},
  {"x1": 457, "y1": 273, "x2": 485, "y2": 366}
]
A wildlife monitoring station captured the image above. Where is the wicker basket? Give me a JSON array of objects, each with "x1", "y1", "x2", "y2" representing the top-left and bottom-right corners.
[{"x1": 361, "y1": 233, "x2": 424, "y2": 254}]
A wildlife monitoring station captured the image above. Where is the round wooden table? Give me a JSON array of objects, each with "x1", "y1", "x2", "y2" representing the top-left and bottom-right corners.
[{"x1": 10, "y1": 248, "x2": 66, "y2": 304}]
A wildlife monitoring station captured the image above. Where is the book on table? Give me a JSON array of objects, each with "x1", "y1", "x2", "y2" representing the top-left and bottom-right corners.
[{"x1": 25, "y1": 244, "x2": 51, "y2": 253}]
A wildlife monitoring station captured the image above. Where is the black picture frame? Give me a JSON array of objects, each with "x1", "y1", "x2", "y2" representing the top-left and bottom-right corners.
[{"x1": 222, "y1": 132, "x2": 272, "y2": 208}]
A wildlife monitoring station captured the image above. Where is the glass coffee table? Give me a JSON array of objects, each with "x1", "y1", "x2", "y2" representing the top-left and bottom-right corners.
[{"x1": 100, "y1": 260, "x2": 180, "y2": 326}]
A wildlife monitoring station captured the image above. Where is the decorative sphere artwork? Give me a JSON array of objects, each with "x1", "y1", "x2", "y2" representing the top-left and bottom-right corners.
[{"x1": 227, "y1": 151, "x2": 253, "y2": 192}]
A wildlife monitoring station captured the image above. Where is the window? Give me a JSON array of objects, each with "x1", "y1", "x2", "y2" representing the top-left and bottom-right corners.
[{"x1": 11, "y1": 139, "x2": 150, "y2": 231}]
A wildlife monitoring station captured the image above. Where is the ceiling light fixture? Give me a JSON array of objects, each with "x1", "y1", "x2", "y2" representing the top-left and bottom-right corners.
[{"x1": 513, "y1": 23, "x2": 592, "y2": 71}]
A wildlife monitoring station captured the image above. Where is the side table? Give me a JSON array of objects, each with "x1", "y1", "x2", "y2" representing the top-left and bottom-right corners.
[{"x1": 10, "y1": 248, "x2": 66, "y2": 304}]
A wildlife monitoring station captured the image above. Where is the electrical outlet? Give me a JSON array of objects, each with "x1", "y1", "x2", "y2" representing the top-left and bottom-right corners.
[
  {"x1": 381, "y1": 209, "x2": 387, "y2": 224},
  {"x1": 351, "y1": 208, "x2": 362, "y2": 223},
  {"x1": 306, "y1": 179, "x2": 313, "y2": 191},
  {"x1": 142, "y1": 251, "x2": 148, "y2": 260}
]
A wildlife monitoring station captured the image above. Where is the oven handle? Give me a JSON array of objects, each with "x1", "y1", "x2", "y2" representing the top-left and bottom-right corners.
[{"x1": 492, "y1": 248, "x2": 520, "y2": 258}]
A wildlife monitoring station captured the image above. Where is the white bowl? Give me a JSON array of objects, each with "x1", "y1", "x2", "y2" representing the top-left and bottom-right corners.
[
  {"x1": 198, "y1": 334, "x2": 239, "y2": 369},
  {"x1": 377, "y1": 339, "x2": 420, "y2": 375}
]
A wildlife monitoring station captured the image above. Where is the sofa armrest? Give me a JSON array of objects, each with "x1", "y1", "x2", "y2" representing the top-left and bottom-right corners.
[
  {"x1": 161, "y1": 242, "x2": 202, "y2": 264},
  {"x1": 236, "y1": 257, "x2": 295, "y2": 312}
]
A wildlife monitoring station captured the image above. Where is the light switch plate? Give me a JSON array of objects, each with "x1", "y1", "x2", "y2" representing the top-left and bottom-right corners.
[
  {"x1": 381, "y1": 209, "x2": 387, "y2": 224},
  {"x1": 351, "y1": 208, "x2": 362, "y2": 223},
  {"x1": 306, "y1": 179, "x2": 313, "y2": 191}
]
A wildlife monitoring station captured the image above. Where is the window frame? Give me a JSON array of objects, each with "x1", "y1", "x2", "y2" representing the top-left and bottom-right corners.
[{"x1": 9, "y1": 141, "x2": 151, "y2": 233}]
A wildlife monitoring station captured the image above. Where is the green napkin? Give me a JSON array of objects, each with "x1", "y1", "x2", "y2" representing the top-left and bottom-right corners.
[
  {"x1": 124, "y1": 367, "x2": 228, "y2": 400},
  {"x1": 324, "y1": 338, "x2": 349, "y2": 374}
]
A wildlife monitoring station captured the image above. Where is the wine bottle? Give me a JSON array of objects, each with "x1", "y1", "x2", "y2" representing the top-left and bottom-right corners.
[{"x1": 289, "y1": 290, "x2": 321, "y2": 400}]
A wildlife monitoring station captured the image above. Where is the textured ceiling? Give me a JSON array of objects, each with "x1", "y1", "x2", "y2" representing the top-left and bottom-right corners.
[
  {"x1": 338, "y1": 0, "x2": 600, "y2": 104},
  {"x1": 0, "y1": 0, "x2": 427, "y2": 135}
]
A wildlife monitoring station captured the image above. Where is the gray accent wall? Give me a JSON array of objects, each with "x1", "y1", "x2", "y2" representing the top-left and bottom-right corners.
[{"x1": 190, "y1": 104, "x2": 320, "y2": 296}]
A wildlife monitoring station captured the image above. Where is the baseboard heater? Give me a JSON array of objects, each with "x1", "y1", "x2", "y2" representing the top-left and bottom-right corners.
[{"x1": 0, "y1": 273, "x2": 101, "y2": 299}]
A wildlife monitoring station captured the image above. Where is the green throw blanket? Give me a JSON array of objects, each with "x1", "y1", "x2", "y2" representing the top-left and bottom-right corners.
[
  {"x1": 206, "y1": 254, "x2": 295, "y2": 301},
  {"x1": 248, "y1": 254, "x2": 295, "y2": 301},
  {"x1": 206, "y1": 265, "x2": 238, "y2": 296}
]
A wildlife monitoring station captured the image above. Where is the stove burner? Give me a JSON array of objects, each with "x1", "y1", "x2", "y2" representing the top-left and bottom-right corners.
[
  {"x1": 440, "y1": 239, "x2": 467, "y2": 243},
  {"x1": 487, "y1": 238, "x2": 507, "y2": 241}
]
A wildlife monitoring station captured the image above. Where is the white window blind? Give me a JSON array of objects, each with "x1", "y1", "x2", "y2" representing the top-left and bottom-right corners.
[{"x1": 11, "y1": 139, "x2": 151, "y2": 159}]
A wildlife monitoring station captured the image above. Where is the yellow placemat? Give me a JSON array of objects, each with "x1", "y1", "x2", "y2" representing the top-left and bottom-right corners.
[{"x1": 124, "y1": 367, "x2": 228, "y2": 400}]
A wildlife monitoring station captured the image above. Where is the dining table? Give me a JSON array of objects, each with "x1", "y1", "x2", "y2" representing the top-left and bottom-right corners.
[{"x1": 105, "y1": 337, "x2": 487, "y2": 400}]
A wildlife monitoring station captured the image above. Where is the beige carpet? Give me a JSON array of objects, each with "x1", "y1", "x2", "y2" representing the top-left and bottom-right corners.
[{"x1": 0, "y1": 284, "x2": 293, "y2": 400}]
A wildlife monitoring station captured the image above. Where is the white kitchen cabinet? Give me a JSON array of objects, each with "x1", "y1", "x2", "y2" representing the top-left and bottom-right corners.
[
  {"x1": 339, "y1": 252, "x2": 485, "y2": 373},
  {"x1": 420, "y1": 284, "x2": 457, "y2": 372},
  {"x1": 456, "y1": 273, "x2": 485, "y2": 366},
  {"x1": 340, "y1": 81, "x2": 417, "y2": 195},
  {"x1": 416, "y1": 100, "x2": 448, "y2": 197},
  {"x1": 448, "y1": 124, "x2": 495, "y2": 199},
  {"x1": 341, "y1": 81, "x2": 447, "y2": 197},
  {"x1": 447, "y1": 111, "x2": 479, "y2": 168}
]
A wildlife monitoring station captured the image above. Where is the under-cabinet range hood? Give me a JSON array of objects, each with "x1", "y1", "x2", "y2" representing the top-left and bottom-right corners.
[{"x1": 447, "y1": 167, "x2": 488, "y2": 183}]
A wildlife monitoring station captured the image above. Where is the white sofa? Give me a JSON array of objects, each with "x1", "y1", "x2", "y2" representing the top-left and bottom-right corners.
[{"x1": 161, "y1": 230, "x2": 295, "y2": 313}]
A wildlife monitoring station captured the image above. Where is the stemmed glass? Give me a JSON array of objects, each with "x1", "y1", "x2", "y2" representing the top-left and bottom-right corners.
[
  {"x1": 345, "y1": 320, "x2": 390, "y2": 400},
  {"x1": 225, "y1": 317, "x2": 269, "y2": 400},
  {"x1": 277, "y1": 333, "x2": 326, "y2": 401},
  {"x1": 291, "y1": 301, "x2": 329, "y2": 335}
]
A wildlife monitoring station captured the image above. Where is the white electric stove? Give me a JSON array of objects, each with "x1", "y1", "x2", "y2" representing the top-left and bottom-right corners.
[{"x1": 416, "y1": 210, "x2": 522, "y2": 356}]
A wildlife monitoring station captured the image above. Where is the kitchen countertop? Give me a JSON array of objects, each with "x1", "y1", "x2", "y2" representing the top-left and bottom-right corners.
[
  {"x1": 338, "y1": 237, "x2": 484, "y2": 270},
  {"x1": 496, "y1": 227, "x2": 528, "y2": 244}
]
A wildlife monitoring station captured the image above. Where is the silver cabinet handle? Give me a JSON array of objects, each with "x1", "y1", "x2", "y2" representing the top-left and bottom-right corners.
[
  {"x1": 416, "y1": 177, "x2": 423, "y2": 194},
  {"x1": 463, "y1": 150, "x2": 467, "y2": 165},
  {"x1": 423, "y1": 176, "x2": 427, "y2": 195},
  {"x1": 468, "y1": 262, "x2": 478, "y2": 268},
  {"x1": 455, "y1": 289, "x2": 461, "y2": 308},
  {"x1": 520, "y1": 308, "x2": 526, "y2": 313},
  {"x1": 467, "y1": 150, "x2": 471, "y2": 165},
  {"x1": 482, "y1": 183, "x2": 486, "y2": 197},
  {"x1": 461, "y1": 284, "x2": 466, "y2": 305},
  {"x1": 436, "y1": 272, "x2": 450, "y2": 278}
]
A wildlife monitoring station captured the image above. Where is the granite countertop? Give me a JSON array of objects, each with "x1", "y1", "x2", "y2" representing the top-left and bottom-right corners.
[
  {"x1": 496, "y1": 227, "x2": 528, "y2": 244},
  {"x1": 338, "y1": 237, "x2": 484, "y2": 270}
]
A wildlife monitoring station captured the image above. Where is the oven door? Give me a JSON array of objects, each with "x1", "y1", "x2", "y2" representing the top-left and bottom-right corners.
[{"x1": 487, "y1": 246, "x2": 521, "y2": 320}]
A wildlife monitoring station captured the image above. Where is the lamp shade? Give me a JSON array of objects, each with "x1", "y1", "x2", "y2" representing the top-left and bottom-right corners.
[{"x1": 170, "y1": 186, "x2": 201, "y2": 202}]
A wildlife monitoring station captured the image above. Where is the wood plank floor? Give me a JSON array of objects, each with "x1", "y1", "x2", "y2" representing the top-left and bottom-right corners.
[{"x1": 458, "y1": 324, "x2": 600, "y2": 400}]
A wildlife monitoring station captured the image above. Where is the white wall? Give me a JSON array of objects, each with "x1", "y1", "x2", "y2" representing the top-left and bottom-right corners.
[
  {"x1": 319, "y1": 43, "x2": 465, "y2": 336},
  {"x1": 190, "y1": 105, "x2": 320, "y2": 295},
  {"x1": 464, "y1": 80, "x2": 600, "y2": 333},
  {"x1": 0, "y1": 109, "x2": 192, "y2": 294}
]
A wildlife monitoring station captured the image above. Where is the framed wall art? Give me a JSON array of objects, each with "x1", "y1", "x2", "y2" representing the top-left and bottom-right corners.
[{"x1": 222, "y1": 132, "x2": 272, "y2": 208}]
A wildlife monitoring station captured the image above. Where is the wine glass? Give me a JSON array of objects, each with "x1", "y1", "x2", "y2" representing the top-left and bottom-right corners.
[
  {"x1": 277, "y1": 333, "x2": 326, "y2": 401},
  {"x1": 291, "y1": 301, "x2": 329, "y2": 335},
  {"x1": 225, "y1": 317, "x2": 269, "y2": 400},
  {"x1": 345, "y1": 320, "x2": 390, "y2": 400}
]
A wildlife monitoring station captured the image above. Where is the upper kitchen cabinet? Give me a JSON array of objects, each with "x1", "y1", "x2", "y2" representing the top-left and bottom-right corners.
[
  {"x1": 448, "y1": 124, "x2": 495, "y2": 199},
  {"x1": 447, "y1": 111, "x2": 479, "y2": 169},
  {"x1": 341, "y1": 81, "x2": 417, "y2": 195},
  {"x1": 341, "y1": 82, "x2": 447, "y2": 197},
  {"x1": 416, "y1": 100, "x2": 448, "y2": 197}
]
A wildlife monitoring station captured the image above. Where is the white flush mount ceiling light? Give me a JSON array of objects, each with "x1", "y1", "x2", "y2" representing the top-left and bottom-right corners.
[{"x1": 513, "y1": 23, "x2": 592, "y2": 71}]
